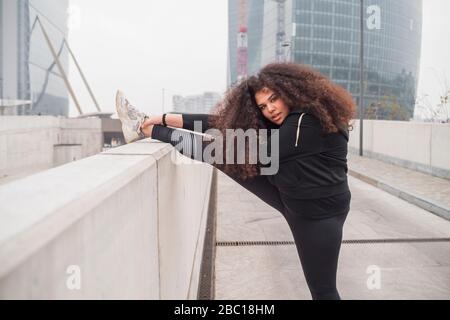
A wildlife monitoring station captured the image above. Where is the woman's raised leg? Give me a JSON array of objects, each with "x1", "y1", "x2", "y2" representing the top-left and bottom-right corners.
[
  {"x1": 148, "y1": 124, "x2": 286, "y2": 214},
  {"x1": 142, "y1": 113, "x2": 217, "y2": 135}
]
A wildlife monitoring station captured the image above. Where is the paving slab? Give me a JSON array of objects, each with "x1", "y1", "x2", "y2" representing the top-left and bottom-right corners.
[{"x1": 214, "y1": 170, "x2": 450, "y2": 300}]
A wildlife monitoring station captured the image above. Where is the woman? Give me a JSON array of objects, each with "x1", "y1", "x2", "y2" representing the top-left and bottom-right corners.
[{"x1": 116, "y1": 62, "x2": 356, "y2": 300}]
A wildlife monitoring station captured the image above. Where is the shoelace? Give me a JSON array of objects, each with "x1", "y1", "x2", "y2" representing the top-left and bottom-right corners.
[
  {"x1": 295, "y1": 113, "x2": 306, "y2": 147},
  {"x1": 138, "y1": 115, "x2": 149, "y2": 138},
  {"x1": 125, "y1": 98, "x2": 148, "y2": 137}
]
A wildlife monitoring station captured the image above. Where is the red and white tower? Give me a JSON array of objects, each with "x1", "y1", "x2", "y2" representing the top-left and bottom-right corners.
[{"x1": 237, "y1": 0, "x2": 248, "y2": 82}]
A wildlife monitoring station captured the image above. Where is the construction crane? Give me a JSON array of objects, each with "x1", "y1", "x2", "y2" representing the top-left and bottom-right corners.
[
  {"x1": 237, "y1": 0, "x2": 248, "y2": 82},
  {"x1": 274, "y1": 0, "x2": 287, "y2": 62}
]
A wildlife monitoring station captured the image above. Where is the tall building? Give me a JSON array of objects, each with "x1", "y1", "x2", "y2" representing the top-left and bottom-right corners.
[
  {"x1": 0, "y1": 0, "x2": 69, "y2": 116},
  {"x1": 173, "y1": 92, "x2": 222, "y2": 114},
  {"x1": 227, "y1": 0, "x2": 423, "y2": 118}
]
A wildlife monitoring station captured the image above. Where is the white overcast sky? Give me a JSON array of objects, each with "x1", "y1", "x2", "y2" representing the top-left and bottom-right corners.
[{"x1": 67, "y1": 0, "x2": 450, "y2": 117}]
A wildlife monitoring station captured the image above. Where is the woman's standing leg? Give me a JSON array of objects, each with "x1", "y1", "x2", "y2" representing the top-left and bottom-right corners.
[{"x1": 285, "y1": 212, "x2": 349, "y2": 300}]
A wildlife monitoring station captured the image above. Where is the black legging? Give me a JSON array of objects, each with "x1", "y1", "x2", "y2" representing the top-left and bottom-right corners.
[{"x1": 152, "y1": 125, "x2": 348, "y2": 300}]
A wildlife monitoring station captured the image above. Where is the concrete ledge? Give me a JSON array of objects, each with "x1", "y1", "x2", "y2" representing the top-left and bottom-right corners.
[
  {"x1": 0, "y1": 154, "x2": 155, "y2": 279},
  {"x1": 349, "y1": 120, "x2": 450, "y2": 179},
  {"x1": 0, "y1": 116, "x2": 101, "y2": 132},
  {"x1": 0, "y1": 140, "x2": 214, "y2": 299},
  {"x1": 0, "y1": 116, "x2": 103, "y2": 180},
  {"x1": 349, "y1": 169, "x2": 450, "y2": 221}
]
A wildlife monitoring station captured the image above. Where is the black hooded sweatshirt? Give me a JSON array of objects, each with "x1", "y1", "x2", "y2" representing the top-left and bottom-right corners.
[{"x1": 152, "y1": 109, "x2": 351, "y2": 219}]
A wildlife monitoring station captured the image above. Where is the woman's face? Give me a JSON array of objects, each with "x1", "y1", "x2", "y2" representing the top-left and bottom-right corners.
[{"x1": 255, "y1": 87, "x2": 290, "y2": 125}]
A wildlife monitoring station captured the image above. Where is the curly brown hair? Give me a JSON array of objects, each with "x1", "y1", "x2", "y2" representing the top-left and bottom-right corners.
[{"x1": 208, "y1": 62, "x2": 356, "y2": 181}]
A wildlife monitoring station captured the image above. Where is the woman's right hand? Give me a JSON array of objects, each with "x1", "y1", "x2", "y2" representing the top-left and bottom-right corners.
[{"x1": 142, "y1": 115, "x2": 163, "y2": 128}]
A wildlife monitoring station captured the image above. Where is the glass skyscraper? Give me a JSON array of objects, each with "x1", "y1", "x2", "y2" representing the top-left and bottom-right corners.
[
  {"x1": 0, "y1": 0, "x2": 69, "y2": 116},
  {"x1": 228, "y1": 0, "x2": 423, "y2": 118}
]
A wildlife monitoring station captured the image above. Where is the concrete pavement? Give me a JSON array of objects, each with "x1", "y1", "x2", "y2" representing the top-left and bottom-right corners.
[
  {"x1": 214, "y1": 157, "x2": 450, "y2": 300},
  {"x1": 348, "y1": 153, "x2": 450, "y2": 220}
]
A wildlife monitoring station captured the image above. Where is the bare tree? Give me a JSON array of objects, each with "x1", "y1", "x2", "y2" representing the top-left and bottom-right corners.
[
  {"x1": 416, "y1": 70, "x2": 450, "y2": 123},
  {"x1": 415, "y1": 94, "x2": 440, "y2": 122},
  {"x1": 438, "y1": 89, "x2": 450, "y2": 122}
]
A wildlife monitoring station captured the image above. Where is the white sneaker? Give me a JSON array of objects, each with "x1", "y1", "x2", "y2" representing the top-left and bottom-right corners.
[{"x1": 115, "y1": 90, "x2": 148, "y2": 144}]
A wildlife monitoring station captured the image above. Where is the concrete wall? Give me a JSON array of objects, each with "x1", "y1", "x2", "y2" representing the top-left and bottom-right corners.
[
  {"x1": 0, "y1": 139, "x2": 214, "y2": 299},
  {"x1": 0, "y1": 116, "x2": 103, "y2": 181},
  {"x1": 349, "y1": 120, "x2": 450, "y2": 179}
]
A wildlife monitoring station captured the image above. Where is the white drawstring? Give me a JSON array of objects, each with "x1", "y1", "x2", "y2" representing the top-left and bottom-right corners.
[{"x1": 295, "y1": 113, "x2": 306, "y2": 147}]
